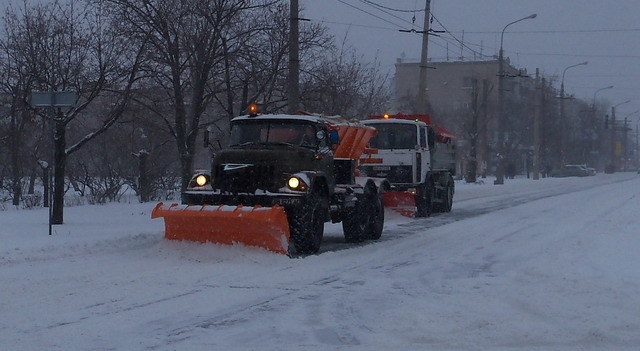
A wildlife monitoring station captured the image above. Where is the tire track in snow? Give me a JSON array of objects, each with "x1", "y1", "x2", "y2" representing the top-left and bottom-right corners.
[{"x1": 379, "y1": 174, "x2": 638, "y2": 243}]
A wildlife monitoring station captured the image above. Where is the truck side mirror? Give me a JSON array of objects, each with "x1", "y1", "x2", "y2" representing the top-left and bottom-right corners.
[
  {"x1": 203, "y1": 128, "x2": 210, "y2": 148},
  {"x1": 427, "y1": 126, "x2": 436, "y2": 149},
  {"x1": 328, "y1": 129, "x2": 340, "y2": 145}
]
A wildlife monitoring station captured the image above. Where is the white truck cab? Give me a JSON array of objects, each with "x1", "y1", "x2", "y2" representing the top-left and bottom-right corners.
[{"x1": 360, "y1": 114, "x2": 456, "y2": 217}]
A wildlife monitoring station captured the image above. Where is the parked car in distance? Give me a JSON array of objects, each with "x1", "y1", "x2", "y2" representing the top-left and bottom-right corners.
[{"x1": 550, "y1": 164, "x2": 592, "y2": 177}]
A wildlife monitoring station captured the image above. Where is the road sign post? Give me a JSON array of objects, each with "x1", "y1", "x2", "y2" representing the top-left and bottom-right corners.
[{"x1": 30, "y1": 91, "x2": 77, "y2": 235}]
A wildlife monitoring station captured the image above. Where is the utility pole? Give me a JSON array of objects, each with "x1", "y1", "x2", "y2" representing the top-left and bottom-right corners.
[
  {"x1": 610, "y1": 106, "x2": 616, "y2": 173},
  {"x1": 288, "y1": 0, "x2": 300, "y2": 114},
  {"x1": 496, "y1": 40, "x2": 505, "y2": 184},
  {"x1": 30, "y1": 90, "x2": 76, "y2": 232},
  {"x1": 559, "y1": 61, "x2": 588, "y2": 166},
  {"x1": 416, "y1": 0, "x2": 431, "y2": 114},
  {"x1": 533, "y1": 68, "x2": 541, "y2": 180},
  {"x1": 495, "y1": 14, "x2": 537, "y2": 185},
  {"x1": 609, "y1": 100, "x2": 631, "y2": 172},
  {"x1": 624, "y1": 117, "x2": 628, "y2": 171},
  {"x1": 465, "y1": 78, "x2": 479, "y2": 183}
]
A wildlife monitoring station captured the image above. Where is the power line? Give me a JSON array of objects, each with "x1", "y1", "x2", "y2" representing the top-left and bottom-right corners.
[
  {"x1": 338, "y1": 0, "x2": 489, "y2": 59},
  {"x1": 359, "y1": 0, "x2": 425, "y2": 13},
  {"x1": 449, "y1": 28, "x2": 640, "y2": 35},
  {"x1": 314, "y1": 1, "x2": 640, "y2": 65},
  {"x1": 335, "y1": 0, "x2": 404, "y2": 29},
  {"x1": 313, "y1": 1, "x2": 455, "y2": 54},
  {"x1": 517, "y1": 52, "x2": 640, "y2": 59},
  {"x1": 310, "y1": 19, "x2": 401, "y2": 32},
  {"x1": 307, "y1": 17, "x2": 452, "y2": 55},
  {"x1": 429, "y1": 13, "x2": 485, "y2": 59},
  {"x1": 355, "y1": 0, "x2": 416, "y2": 27}
]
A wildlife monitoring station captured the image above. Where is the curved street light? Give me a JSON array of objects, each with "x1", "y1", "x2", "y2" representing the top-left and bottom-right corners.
[
  {"x1": 620, "y1": 110, "x2": 638, "y2": 171},
  {"x1": 585, "y1": 85, "x2": 613, "y2": 167},
  {"x1": 496, "y1": 13, "x2": 537, "y2": 185},
  {"x1": 592, "y1": 85, "x2": 613, "y2": 108},
  {"x1": 609, "y1": 100, "x2": 632, "y2": 172},
  {"x1": 621, "y1": 110, "x2": 639, "y2": 119},
  {"x1": 614, "y1": 100, "x2": 631, "y2": 109},
  {"x1": 559, "y1": 61, "x2": 588, "y2": 164},
  {"x1": 499, "y1": 14, "x2": 538, "y2": 55},
  {"x1": 612, "y1": 100, "x2": 631, "y2": 130},
  {"x1": 561, "y1": 61, "x2": 588, "y2": 100}
]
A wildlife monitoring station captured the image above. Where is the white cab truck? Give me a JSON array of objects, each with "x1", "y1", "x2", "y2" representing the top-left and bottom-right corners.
[{"x1": 359, "y1": 113, "x2": 456, "y2": 217}]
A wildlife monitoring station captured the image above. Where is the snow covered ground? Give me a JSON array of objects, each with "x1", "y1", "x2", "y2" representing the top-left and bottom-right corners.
[{"x1": 2, "y1": 172, "x2": 640, "y2": 350}]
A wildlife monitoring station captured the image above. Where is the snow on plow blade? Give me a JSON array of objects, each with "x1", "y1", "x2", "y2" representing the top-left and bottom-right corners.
[
  {"x1": 151, "y1": 202, "x2": 291, "y2": 254},
  {"x1": 382, "y1": 191, "x2": 416, "y2": 218}
]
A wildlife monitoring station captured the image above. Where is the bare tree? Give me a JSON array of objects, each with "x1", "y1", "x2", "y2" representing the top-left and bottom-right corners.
[
  {"x1": 66, "y1": 99, "x2": 181, "y2": 203},
  {"x1": 216, "y1": 2, "x2": 333, "y2": 115},
  {"x1": 0, "y1": 68, "x2": 33, "y2": 206},
  {"x1": 104, "y1": 0, "x2": 279, "y2": 193},
  {"x1": 301, "y1": 39, "x2": 390, "y2": 118},
  {"x1": 5, "y1": 0, "x2": 144, "y2": 222},
  {"x1": 460, "y1": 78, "x2": 493, "y2": 182},
  {"x1": 215, "y1": 2, "x2": 291, "y2": 116},
  {"x1": 0, "y1": 2, "x2": 43, "y2": 207}
]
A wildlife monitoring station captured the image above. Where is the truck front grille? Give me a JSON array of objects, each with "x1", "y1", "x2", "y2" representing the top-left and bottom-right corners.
[
  {"x1": 214, "y1": 163, "x2": 279, "y2": 193},
  {"x1": 361, "y1": 165, "x2": 413, "y2": 183}
]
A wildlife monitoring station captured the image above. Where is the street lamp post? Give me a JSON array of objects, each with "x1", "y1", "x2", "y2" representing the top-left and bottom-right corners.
[
  {"x1": 589, "y1": 85, "x2": 613, "y2": 168},
  {"x1": 637, "y1": 121, "x2": 639, "y2": 169},
  {"x1": 495, "y1": 13, "x2": 537, "y2": 185},
  {"x1": 621, "y1": 110, "x2": 639, "y2": 171},
  {"x1": 559, "y1": 61, "x2": 588, "y2": 165},
  {"x1": 30, "y1": 90, "x2": 77, "y2": 233},
  {"x1": 610, "y1": 100, "x2": 631, "y2": 173},
  {"x1": 592, "y1": 85, "x2": 614, "y2": 109}
]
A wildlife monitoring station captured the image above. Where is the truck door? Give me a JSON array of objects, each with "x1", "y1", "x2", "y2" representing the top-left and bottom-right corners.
[{"x1": 417, "y1": 126, "x2": 430, "y2": 183}]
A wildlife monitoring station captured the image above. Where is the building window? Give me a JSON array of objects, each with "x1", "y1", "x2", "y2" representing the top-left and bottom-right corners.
[{"x1": 462, "y1": 76, "x2": 474, "y2": 89}]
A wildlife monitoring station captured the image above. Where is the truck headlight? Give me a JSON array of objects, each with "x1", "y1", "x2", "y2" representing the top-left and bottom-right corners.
[
  {"x1": 287, "y1": 176, "x2": 307, "y2": 191},
  {"x1": 188, "y1": 171, "x2": 211, "y2": 188},
  {"x1": 196, "y1": 174, "x2": 208, "y2": 186}
]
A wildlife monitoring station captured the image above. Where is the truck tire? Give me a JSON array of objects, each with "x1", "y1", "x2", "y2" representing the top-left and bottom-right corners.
[
  {"x1": 415, "y1": 182, "x2": 432, "y2": 218},
  {"x1": 343, "y1": 184, "x2": 383, "y2": 242},
  {"x1": 433, "y1": 179, "x2": 453, "y2": 213},
  {"x1": 366, "y1": 192, "x2": 384, "y2": 240},
  {"x1": 289, "y1": 193, "x2": 325, "y2": 254},
  {"x1": 342, "y1": 202, "x2": 368, "y2": 243},
  {"x1": 441, "y1": 181, "x2": 453, "y2": 212}
]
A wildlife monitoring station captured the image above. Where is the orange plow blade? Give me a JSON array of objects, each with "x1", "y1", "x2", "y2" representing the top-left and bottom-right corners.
[
  {"x1": 151, "y1": 202, "x2": 291, "y2": 254},
  {"x1": 382, "y1": 191, "x2": 416, "y2": 218}
]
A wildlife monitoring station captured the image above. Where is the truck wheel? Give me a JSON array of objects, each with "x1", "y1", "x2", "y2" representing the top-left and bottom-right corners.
[
  {"x1": 415, "y1": 182, "x2": 432, "y2": 218},
  {"x1": 343, "y1": 186, "x2": 384, "y2": 242},
  {"x1": 442, "y1": 181, "x2": 453, "y2": 212},
  {"x1": 366, "y1": 192, "x2": 384, "y2": 240},
  {"x1": 289, "y1": 193, "x2": 325, "y2": 254},
  {"x1": 342, "y1": 203, "x2": 367, "y2": 243}
]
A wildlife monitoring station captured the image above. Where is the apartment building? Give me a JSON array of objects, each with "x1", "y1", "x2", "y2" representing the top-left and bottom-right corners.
[{"x1": 393, "y1": 56, "x2": 538, "y2": 178}]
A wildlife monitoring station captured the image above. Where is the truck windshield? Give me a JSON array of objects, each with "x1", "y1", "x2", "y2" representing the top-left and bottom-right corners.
[
  {"x1": 229, "y1": 121, "x2": 317, "y2": 147},
  {"x1": 368, "y1": 123, "x2": 417, "y2": 149}
]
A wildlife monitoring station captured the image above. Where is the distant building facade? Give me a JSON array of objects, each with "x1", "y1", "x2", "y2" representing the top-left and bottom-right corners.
[{"x1": 393, "y1": 57, "x2": 538, "y2": 179}]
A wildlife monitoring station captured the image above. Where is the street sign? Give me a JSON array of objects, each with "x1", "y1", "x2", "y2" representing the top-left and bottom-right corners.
[
  {"x1": 30, "y1": 91, "x2": 77, "y2": 108},
  {"x1": 29, "y1": 90, "x2": 77, "y2": 236}
]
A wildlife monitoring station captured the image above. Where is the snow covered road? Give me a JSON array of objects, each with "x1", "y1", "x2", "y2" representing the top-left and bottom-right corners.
[{"x1": 2, "y1": 173, "x2": 640, "y2": 350}]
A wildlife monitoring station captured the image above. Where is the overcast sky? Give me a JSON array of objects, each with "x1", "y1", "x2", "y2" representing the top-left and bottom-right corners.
[
  {"x1": 302, "y1": 0, "x2": 640, "y2": 125},
  {"x1": 2, "y1": 0, "x2": 638, "y2": 124}
]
